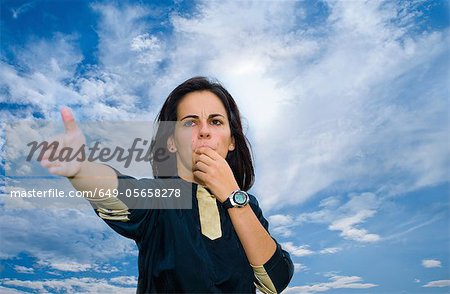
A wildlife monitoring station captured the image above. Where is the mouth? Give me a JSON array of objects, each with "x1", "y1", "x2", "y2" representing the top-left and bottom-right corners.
[
  {"x1": 196, "y1": 142, "x2": 214, "y2": 148},
  {"x1": 194, "y1": 144, "x2": 215, "y2": 151}
]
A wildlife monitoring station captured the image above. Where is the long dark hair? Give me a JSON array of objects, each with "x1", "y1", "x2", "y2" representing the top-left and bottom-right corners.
[{"x1": 150, "y1": 76, "x2": 255, "y2": 191}]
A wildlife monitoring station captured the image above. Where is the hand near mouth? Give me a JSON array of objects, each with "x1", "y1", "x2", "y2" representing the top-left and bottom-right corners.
[{"x1": 192, "y1": 146, "x2": 240, "y2": 202}]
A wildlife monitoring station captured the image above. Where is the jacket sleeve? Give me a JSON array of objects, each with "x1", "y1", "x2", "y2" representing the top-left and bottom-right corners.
[
  {"x1": 86, "y1": 166, "x2": 160, "y2": 241},
  {"x1": 248, "y1": 194, "x2": 294, "y2": 293}
]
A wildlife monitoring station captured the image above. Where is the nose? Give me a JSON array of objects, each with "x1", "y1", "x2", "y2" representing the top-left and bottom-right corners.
[{"x1": 198, "y1": 121, "x2": 211, "y2": 139}]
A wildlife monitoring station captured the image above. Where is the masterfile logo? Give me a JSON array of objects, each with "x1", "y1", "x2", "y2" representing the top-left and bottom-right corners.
[
  {"x1": 4, "y1": 121, "x2": 190, "y2": 177},
  {"x1": 4, "y1": 120, "x2": 193, "y2": 209},
  {"x1": 26, "y1": 137, "x2": 170, "y2": 169}
]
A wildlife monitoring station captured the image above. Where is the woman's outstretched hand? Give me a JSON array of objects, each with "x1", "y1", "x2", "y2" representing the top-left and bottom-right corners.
[
  {"x1": 40, "y1": 107, "x2": 86, "y2": 177},
  {"x1": 193, "y1": 146, "x2": 240, "y2": 202}
]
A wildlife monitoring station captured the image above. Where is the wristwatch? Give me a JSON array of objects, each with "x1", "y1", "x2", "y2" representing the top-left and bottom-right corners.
[{"x1": 222, "y1": 190, "x2": 249, "y2": 209}]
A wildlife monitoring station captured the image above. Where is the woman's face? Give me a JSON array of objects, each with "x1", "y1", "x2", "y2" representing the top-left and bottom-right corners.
[{"x1": 168, "y1": 90, "x2": 235, "y2": 179}]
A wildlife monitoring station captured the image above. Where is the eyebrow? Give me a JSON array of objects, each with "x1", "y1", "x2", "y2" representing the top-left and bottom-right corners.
[{"x1": 180, "y1": 113, "x2": 226, "y2": 121}]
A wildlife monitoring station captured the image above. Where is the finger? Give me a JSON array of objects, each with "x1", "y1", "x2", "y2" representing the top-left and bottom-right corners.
[
  {"x1": 47, "y1": 139, "x2": 65, "y2": 162},
  {"x1": 40, "y1": 136, "x2": 62, "y2": 160},
  {"x1": 60, "y1": 106, "x2": 78, "y2": 133},
  {"x1": 194, "y1": 153, "x2": 215, "y2": 167},
  {"x1": 41, "y1": 146, "x2": 53, "y2": 161},
  {"x1": 40, "y1": 158, "x2": 52, "y2": 168},
  {"x1": 40, "y1": 158, "x2": 61, "y2": 168},
  {"x1": 193, "y1": 170, "x2": 208, "y2": 184},
  {"x1": 195, "y1": 147, "x2": 219, "y2": 160},
  {"x1": 48, "y1": 164, "x2": 66, "y2": 176},
  {"x1": 193, "y1": 161, "x2": 209, "y2": 173}
]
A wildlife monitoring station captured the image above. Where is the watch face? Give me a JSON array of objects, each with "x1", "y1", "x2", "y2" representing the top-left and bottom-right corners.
[{"x1": 233, "y1": 192, "x2": 247, "y2": 205}]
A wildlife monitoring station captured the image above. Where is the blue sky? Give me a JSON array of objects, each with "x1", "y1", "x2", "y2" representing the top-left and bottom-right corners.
[{"x1": 0, "y1": 0, "x2": 449, "y2": 293}]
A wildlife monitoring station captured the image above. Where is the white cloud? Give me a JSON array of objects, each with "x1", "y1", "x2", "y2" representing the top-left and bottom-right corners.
[
  {"x1": 383, "y1": 214, "x2": 444, "y2": 241},
  {"x1": 329, "y1": 209, "x2": 380, "y2": 243},
  {"x1": 421, "y1": 259, "x2": 442, "y2": 268},
  {"x1": 110, "y1": 275, "x2": 138, "y2": 286},
  {"x1": 268, "y1": 214, "x2": 297, "y2": 237},
  {"x1": 2, "y1": 191, "x2": 35, "y2": 210},
  {"x1": 0, "y1": 285, "x2": 24, "y2": 294},
  {"x1": 271, "y1": 194, "x2": 381, "y2": 244},
  {"x1": 0, "y1": 34, "x2": 86, "y2": 120},
  {"x1": 319, "y1": 247, "x2": 341, "y2": 255},
  {"x1": 37, "y1": 260, "x2": 91, "y2": 273},
  {"x1": 210, "y1": 0, "x2": 449, "y2": 210},
  {"x1": 423, "y1": 280, "x2": 450, "y2": 288},
  {"x1": 1, "y1": 3, "x2": 164, "y2": 121},
  {"x1": 13, "y1": 265, "x2": 34, "y2": 274},
  {"x1": 0, "y1": 60, "x2": 85, "y2": 115},
  {"x1": 0, "y1": 277, "x2": 136, "y2": 293},
  {"x1": 298, "y1": 193, "x2": 381, "y2": 243},
  {"x1": 293, "y1": 263, "x2": 306, "y2": 273},
  {"x1": 18, "y1": 34, "x2": 83, "y2": 81},
  {"x1": 319, "y1": 197, "x2": 341, "y2": 209},
  {"x1": 130, "y1": 33, "x2": 163, "y2": 65},
  {"x1": 282, "y1": 242, "x2": 315, "y2": 257},
  {"x1": 268, "y1": 214, "x2": 295, "y2": 227},
  {"x1": 131, "y1": 33, "x2": 160, "y2": 52},
  {"x1": 281, "y1": 241, "x2": 341, "y2": 257},
  {"x1": 10, "y1": 1, "x2": 35, "y2": 19},
  {"x1": 0, "y1": 193, "x2": 137, "y2": 264},
  {"x1": 284, "y1": 274, "x2": 378, "y2": 293},
  {"x1": 93, "y1": 264, "x2": 120, "y2": 274}
]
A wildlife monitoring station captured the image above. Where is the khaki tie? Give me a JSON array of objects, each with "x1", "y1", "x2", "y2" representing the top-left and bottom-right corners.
[{"x1": 196, "y1": 185, "x2": 222, "y2": 240}]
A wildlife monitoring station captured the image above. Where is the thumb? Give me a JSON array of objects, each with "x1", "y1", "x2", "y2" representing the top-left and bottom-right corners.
[{"x1": 60, "y1": 106, "x2": 78, "y2": 133}]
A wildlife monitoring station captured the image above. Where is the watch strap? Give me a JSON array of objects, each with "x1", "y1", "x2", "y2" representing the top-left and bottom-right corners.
[{"x1": 222, "y1": 197, "x2": 234, "y2": 209}]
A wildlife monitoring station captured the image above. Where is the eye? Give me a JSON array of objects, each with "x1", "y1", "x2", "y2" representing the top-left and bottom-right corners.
[
  {"x1": 211, "y1": 119, "x2": 223, "y2": 126},
  {"x1": 183, "y1": 120, "x2": 196, "y2": 127}
]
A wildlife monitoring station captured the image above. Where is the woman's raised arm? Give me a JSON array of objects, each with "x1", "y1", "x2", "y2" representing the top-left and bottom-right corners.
[{"x1": 39, "y1": 107, "x2": 118, "y2": 196}]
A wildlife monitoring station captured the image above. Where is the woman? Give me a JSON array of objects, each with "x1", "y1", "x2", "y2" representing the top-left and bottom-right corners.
[{"x1": 41, "y1": 77, "x2": 294, "y2": 293}]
